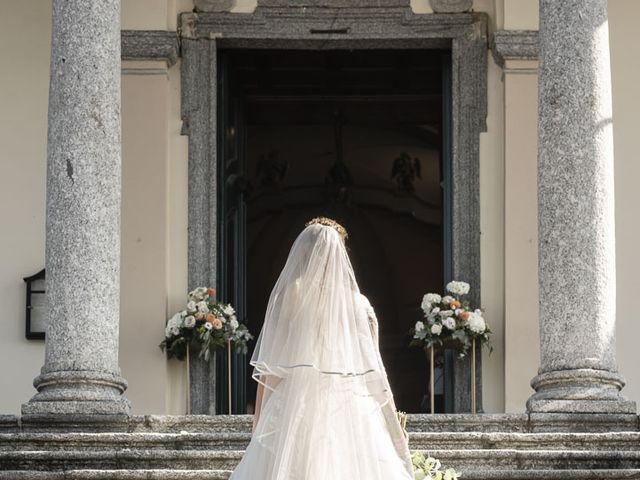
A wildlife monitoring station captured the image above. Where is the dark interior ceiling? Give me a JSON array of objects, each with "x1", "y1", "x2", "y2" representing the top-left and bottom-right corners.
[{"x1": 225, "y1": 49, "x2": 445, "y2": 127}]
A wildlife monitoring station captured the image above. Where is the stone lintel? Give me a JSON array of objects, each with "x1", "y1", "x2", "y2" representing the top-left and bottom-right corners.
[
  {"x1": 121, "y1": 30, "x2": 180, "y2": 66},
  {"x1": 179, "y1": 9, "x2": 488, "y2": 44},
  {"x1": 491, "y1": 30, "x2": 539, "y2": 67},
  {"x1": 258, "y1": 0, "x2": 411, "y2": 7}
]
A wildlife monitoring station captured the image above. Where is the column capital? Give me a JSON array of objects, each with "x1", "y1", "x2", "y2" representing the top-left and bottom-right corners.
[
  {"x1": 491, "y1": 30, "x2": 538, "y2": 67},
  {"x1": 429, "y1": 0, "x2": 472, "y2": 13},
  {"x1": 194, "y1": 0, "x2": 235, "y2": 12}
]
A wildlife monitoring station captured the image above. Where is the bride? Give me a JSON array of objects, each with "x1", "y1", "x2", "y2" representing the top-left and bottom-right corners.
[{"x1": 230, "y1": 217, "x2": 414, "y2": 479}]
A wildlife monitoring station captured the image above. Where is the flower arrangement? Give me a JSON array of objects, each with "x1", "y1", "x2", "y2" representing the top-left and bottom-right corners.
[
  {"x1": 160, "y1": 287, "x2": 253, "y2": 361},
  {"x1": 397, "y1": 409, "x2": 408, "y2": 431},
  {"x1": 409, "y1": 281, "x2": 491, "y2": 357},
  {"x1": 411, "y1": 452, "x2": 460, "y2": 480}
]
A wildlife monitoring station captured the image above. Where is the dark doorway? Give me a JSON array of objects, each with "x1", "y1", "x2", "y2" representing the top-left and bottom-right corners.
[{"x1": 217, "y1": 49, "x2": 452, "y2": 414}]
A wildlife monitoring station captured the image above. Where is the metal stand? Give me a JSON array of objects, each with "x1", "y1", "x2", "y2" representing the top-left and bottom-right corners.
[
  {"x1": 186, "y1": 344, "x2": 191, "y2": 415},
  {"x1": 429, "y1": 346, "x2": 435, "y2": 414},
  {"x1": 427, "y1": 340, "x2": 478, "y2": 414},
  {"x1": 471, "y1": 338, "x2": 477, "y2": 414},
  {"x1": 227, "y1": 339, "x2": 232, "y2": 415}
]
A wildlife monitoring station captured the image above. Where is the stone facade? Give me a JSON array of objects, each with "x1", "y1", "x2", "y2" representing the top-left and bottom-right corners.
[{"x1": 1, "y1": 0, "x2": 639, "y2": 476}]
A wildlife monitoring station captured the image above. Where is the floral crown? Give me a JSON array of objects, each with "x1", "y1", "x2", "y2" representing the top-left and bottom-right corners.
[{"x1": 305, "y1": 216, "x2": 348, "y2": 241}]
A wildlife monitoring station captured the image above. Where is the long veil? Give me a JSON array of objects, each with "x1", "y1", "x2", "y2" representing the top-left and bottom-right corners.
[{"x1": 245, "y1": 223, "x2": 414, "y2": 479}]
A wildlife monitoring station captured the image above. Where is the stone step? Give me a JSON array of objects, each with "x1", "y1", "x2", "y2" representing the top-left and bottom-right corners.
[
  {"x1": 0, "y1": 470, "x2": 640, "y2": 480},
  {"x1": 2, "y1": 448, "x2": 640, "y2": 471},
  {"x1": 4, "y1": 413, "x2": 639, "y2": 434},
  {"x1": 0, "y1": 432, "x2": 250, "y2": 451},
  {"x1": 0, "y1": 471, "x2": 232, "y2": 479},
  {"x1": 425, "y1": 449, "x2": 640, "y2": 471},
  {"x1": 409, "y1": 431, "x2": 640, "y2": 450},
  {"x1": 2, "y1": 431, "x2": 640, "y2": 452},
  {"x1": 0, "y1": 450, "x2": 241, "y2": 471}
]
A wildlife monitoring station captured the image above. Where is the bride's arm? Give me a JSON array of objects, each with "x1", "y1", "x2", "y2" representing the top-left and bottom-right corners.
[
  {"x1": 365, "y1": 299, "x2": 409, "y2": 442},
  {"x1": 252, "y1": 380, "x2": 265, "y2": 434},
  {"x1": 368, "y1": 314, "x2": 399, "y2": 410},
  {"x1": 252, "y1": 375, "x2": 283, "y2": 434}
]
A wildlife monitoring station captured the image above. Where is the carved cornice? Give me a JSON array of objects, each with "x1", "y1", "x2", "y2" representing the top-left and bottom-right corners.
[
  {"x1": 194, "y1": 0, "x2": 235, "y2": 12},
  {"x1": 180, "y1": 7, "x2": 488, "y2": 46},
  {"x1": 491, "y1": 30, "x2": 539, "y2": 67},
  {"x1": 429, "y1": 0, "x2": 473, "y2": 13},
  {"x1": 121, "y1": 30, "x2": 180, "y2": 67}
]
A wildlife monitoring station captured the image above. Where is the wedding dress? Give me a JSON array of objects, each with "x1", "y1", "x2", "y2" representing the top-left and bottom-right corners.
[{"x1": 229, "y1": 223, "x2": 414, "y2": 480}]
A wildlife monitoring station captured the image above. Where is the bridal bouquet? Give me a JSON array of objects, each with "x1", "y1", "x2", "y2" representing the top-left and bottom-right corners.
[
  {"x1": 409, "y1": 281, "x2": 491, "y2": 357},
  {"x1": 411, "y1": 452, "x2": 460, "y2": 480},
  {"x1": 160, "y1": 287, "x2": 253, "y2": 361}
]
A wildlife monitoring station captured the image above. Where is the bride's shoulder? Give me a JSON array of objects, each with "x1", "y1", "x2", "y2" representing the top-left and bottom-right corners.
[
  {"x1": 355, "y1": 291, "x2": 370, "y2": 305},
  {"x1": 356, "y1": 292, "x2": 376, "y2": 317}
]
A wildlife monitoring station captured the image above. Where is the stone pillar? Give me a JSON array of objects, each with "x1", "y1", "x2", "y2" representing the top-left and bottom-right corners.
[
  {"x1": 22, "y1": 0, "x2": 130, "y2": 416},
  {"x1": 527, "y1": 0, "x2": 635, "y2": 414}
]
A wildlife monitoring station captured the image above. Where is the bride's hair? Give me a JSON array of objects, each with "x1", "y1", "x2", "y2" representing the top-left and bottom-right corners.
[{"x1": 305, "y1": 216, "x2": 348, "y2": 243}]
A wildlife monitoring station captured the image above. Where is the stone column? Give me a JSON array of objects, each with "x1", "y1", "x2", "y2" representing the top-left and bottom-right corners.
[
  {"x1": 22, "y1": 0, "x2": 130, "y2": 415},
  {"x1": 527, "y1": 0, "x2": 635, "y2": 414}
]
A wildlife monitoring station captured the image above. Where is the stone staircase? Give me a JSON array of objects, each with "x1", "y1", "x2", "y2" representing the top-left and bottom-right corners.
[{"x1": 1, "y1": 414, "x2": 640, "y2": 479}]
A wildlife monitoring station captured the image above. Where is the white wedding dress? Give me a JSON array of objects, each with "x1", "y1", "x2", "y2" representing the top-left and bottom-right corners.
[{"x1": 229, "y1": 223, "x2": 414, "y2": 480}]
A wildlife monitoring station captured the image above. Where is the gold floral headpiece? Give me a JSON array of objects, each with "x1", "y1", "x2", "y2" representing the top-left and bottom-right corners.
[{"x1": 305, "y1": 216, "x2": 348, "y2": 242}]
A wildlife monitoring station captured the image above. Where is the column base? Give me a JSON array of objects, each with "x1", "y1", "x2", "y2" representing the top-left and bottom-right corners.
[
  {"x1": 22, "y1": 370, "x2": 131, "y2": 416},
  {"x1": 527, "y1": 368, "x2": 636, "y2": 414}
]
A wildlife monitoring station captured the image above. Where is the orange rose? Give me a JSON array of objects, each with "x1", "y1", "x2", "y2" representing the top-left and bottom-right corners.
[
  {"x1": 205, "y1": 313, "x2": 216, "y2": 323},
  {"x1": 207, "y1": 287, "x2": 216, "y2": 298},
  {"x1": 451, "y1": 300, "x2": 461, "y2": 309},
  {"x1": 195, "y1": 312, "x2": 203, "y2": 320},
  {"x1": 212, "y1": 318, "x2": 223, "y2": 330},
  {"x1": 460, "y1": 311, "x2": 470, "y2": 322}
]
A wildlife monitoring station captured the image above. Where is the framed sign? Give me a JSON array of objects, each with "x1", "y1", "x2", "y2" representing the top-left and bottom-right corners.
[{"x1": 24, "y1": 269, "x2": 46, "y2": 340}]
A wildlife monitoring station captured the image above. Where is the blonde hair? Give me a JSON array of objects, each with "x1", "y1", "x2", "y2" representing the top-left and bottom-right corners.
[{"x1": 305, "y1": 216, "x2": 348, "y2": 243}]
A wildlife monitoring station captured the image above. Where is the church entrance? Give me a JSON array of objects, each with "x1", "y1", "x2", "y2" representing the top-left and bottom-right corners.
[{"x1": 216, "y1": 48, "x2": 454, "y2": 414}]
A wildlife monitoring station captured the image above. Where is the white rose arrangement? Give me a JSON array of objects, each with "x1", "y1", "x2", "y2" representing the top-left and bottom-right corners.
[
  {"x1": 411, "y1": 452, "x2": 460, "y2": 480},
  {"x1": 160, "y1": 286, "x2": 253, "y2": 361},
  {"x1": 409, "y1": 281, "x2": 492, "y2": 357}
]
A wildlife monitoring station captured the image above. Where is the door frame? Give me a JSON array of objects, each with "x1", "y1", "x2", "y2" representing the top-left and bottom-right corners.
[{"x1": 180, "y1": 2, "x2": 488, "y2": 414}]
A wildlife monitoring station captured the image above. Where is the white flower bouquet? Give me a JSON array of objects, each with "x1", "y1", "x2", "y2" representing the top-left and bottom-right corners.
[
  {"x1": 411, "y1": 452, "x2": 460, "y2": 480},
  {"x1": 160, "y1": 286, "x2": 253, "y2": 361},
  {"x1": 409, "y1": 281, "x2": 491, "y2": 357}
]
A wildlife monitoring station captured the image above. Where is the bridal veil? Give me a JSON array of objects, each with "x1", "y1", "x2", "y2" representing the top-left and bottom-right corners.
[{"x1": 231, "y1": 222, "x2": 414, "y2": 480}]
